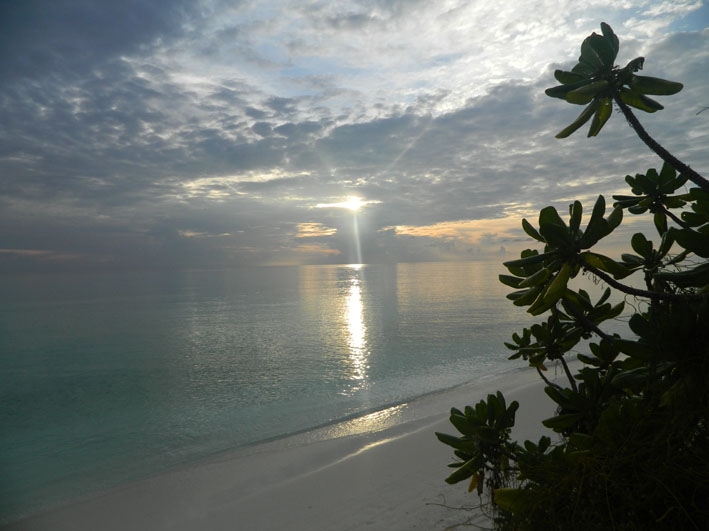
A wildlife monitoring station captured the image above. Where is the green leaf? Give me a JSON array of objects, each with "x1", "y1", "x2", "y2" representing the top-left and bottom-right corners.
[
  {"x1": 572, "y1": 59, "x2": 597, "y2": 77},
  {"x1": 657, "y1": 230, "x2": 675, "y2": 257},
  {"x1": 611, "y1": 367, "x2": 650, "y2": 389},
  {"x1": 628, "y1": 313, "x2": 654, "y2": 338},
  {"x1": 630, "y1": 75, "x2": 683, "y2": 96},
  {"x1": 542, "y1": 412, "x2": 583, "y2": 430},
  {"x1": 579, "y1": 195, "x2": 610, "y2": 248},
  {"x1": 663, "y1": 196, "x2": 686, "y2": 209},
  {"x1": 567, "y1": 80, "x2": 609, "y2": 102},
  {"x1": 554, "y1": 69, "x2": 585, "y2": 84},
  {"x1": 619, "y1": 88, "x2": 663, "y2": 113},
  {"x1": 597, "y1": 287, "x2": 611, "y2": 305},
  {"x1": 613, "y1": 194, "x2": 641, "y2": 204},
  {"x1": 569, "y1": 201, "x2": 583, "y2": 233},
  {"x1": 621, "y1": 253, "x2": 645, "y2": 267},
  {"x1": 509, "y1": 285, "x2": 544, "y2": 307},
  {"x1": 541, "y1": 262, "x2": 572, "y2": 306},
  {"x1": 527, "y1": 291, "x2": 559, "y2": 316},
  {"x1": 654, "y1": 210, "x2": 668, "y2": 235},
  {"x1": 499, "y1": 274, "x2": 523, "y2": 288},
  {"x1": 555, "y1": 100, "x2": 599, "y2": 138},
  {"x1": 689, "y1": 187, "x2": 709, "y2": 203},
  {"x1": 539, "y1": 222, "x2": 573, "y2": 248},
  {"x1": 518, "y1": 267, "x2": 552, "y2": 288},
  {"x1": 582, "y1": 252, "x2": 632, "y2": 279},
  {"x1": 501, "y1": 400, "x2": 519, "y2": 428},
  {"x1": 588, "y1": 29, "x2": 618, "y2": 66},
  {"x1": 504, "y1": 251, "x2": 556, "y2": 269},
  {"x1": 589, "y1": 195, "x2": 606, "y2": 227},
  {"x1": 607, "y1": 205, "x2": 623, "y2": 230},
  {"x1": 625, "y1": 174, "x2": 640, "y2": 193},
  {"x1": 562, "y1": 288, "x2": 593, "y2": 310},
  {"x1": 673, "y1": 229, "x2": 709, "y2": 258},
  {"x1": 579, "y1": 33, "x2": 610, "y2": 71},
  {"x1": 522, "y1": 218, "x2": 544, "y2": 242},
  {"x1": 449, "y1": 413, "x2": 476, "y2": 436},
  {"x1": 545, "y1": 79, "x2": 594, "y2": 100},
  {"x1": 636, "y1": 94, "x2": 664, "y2": 112},
  {"x1": 578, "y1": 353, "x2": 602, "y2": 366},
  {"x1": 631, "y1": 233, "x2": 653, "y2": 258},
  {"x1": 539, "y1": 205, "x2": 567, "y2": 228},
  {"x1": 638, "y1": 169, "x2": 657, "y2": 188},
  {"x1": 682, "y1": 211, "x2": 707, "y2": 227},
  {"x1": 629, "y1": 204, "x2": 648, "y2": 215},
  {"x1": 658, "y1": 162, "x2": 680, "y2": 193},
  {"x1": 443, "y1": 457, "x2": 479, "y2": 484},
  {"x1": 624, "y1": 56, "x2": 645, "y2": 73},
  {"x1": 600, "y1": 22, "x2": 619, "y2": 59},
  {"x1": 588, "y1": 97, "x2": 613, "y2": 137},
  {"x1": 436, "y1": 432, "x2": 478, "y2": 453},
  {"x1": 544, "y1": 385, "x2": 573, "y2": 409}
]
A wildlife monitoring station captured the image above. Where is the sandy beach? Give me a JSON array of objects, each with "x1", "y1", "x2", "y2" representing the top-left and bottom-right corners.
[{"x1": 3, "y1": 366, "x2": 561, "y2": 531}]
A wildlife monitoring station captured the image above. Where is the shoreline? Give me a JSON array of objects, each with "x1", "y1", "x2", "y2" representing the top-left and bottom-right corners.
[
  {"x1": 1, "y1": 365, "x2": 529, "y2": 525},
  {"x1": 3, "y1": 365, "x2": 561, "y2": 530}
]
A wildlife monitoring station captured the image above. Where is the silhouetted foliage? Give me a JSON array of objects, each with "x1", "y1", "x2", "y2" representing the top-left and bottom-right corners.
[{"x1": 437, "y1": 23, "x2": 709, "y2": 530}]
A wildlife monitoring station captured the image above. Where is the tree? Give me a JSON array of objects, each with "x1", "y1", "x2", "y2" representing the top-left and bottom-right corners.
[{"x1": 437, "y1": 23, "x2": 709, "y2": 530}]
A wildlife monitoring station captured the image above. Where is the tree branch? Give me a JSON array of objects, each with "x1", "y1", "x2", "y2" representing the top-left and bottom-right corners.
[
  {"x1": 613, "y1": 93, "x2": 709, "y2": 192},
  {"x1": 559, "y1": 356, "x2": 578, "y2": 393},
  {"x1": 536, "y1": 366, "x2": 563, "y2": 391},
  {"x1": 660, "y1": 205, "x2": 693, "y2": 230},
  {"x1": 582, "y1": 261, "x2": 708, "y2": 302},
  {"x1": 563, "y1": 303, "x2": 616, "y2": 342}
]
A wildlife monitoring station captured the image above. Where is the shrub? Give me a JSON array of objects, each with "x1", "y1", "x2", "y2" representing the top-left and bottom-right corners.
[{"x1": 437, "y1": 23, "x2": 709, "y2": 530}]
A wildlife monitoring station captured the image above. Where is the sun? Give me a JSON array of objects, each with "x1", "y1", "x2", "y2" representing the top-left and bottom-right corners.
[
  {"x1": 342, "y1": 196, "x2": 364, "y2": 212},
  {"x1": 315, "y1": 196, "x2": 369, "y2": 212}
]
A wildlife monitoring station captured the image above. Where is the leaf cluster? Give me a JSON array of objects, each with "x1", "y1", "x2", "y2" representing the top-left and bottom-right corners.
[
  {"x1": 435, "y1": 392, "x2": 520, "y2": 495},
  {"x1": 500, "y1": 195, "x2": 627, "y2": 317},
  {"x1": 545, "y1": 22, "x2": 683, "y2": 138}
]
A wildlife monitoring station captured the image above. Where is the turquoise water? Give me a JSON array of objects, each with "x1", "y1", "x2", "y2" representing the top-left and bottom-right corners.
[{"x1": 0, "y1": 261, "x2": 529, "y2": 523}]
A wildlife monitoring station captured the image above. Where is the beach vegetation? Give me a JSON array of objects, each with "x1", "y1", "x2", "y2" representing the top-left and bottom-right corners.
[{"x1": 437, "y1": 23, "x2": 709, "y2": 530}]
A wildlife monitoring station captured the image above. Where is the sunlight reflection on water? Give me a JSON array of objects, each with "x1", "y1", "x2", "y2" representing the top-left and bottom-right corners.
[
  {"x1": 322, "y1": 403, "x2": 409, "y2": 439},
  {"x1": 344, "y1": 268, "x2": 369, "y2": 393}
]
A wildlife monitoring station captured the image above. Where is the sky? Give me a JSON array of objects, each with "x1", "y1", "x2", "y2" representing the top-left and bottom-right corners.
[{"x1": 1, "y1": 0, "x2": 708, "y2": 271}]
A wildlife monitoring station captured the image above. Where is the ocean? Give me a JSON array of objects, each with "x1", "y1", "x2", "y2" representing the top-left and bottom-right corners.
[{"x1": 0, "y1": 260, "x2": 542, "y2": 524}]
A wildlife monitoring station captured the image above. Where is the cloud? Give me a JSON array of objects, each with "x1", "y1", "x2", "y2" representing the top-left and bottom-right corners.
[
  {"x1": 0, "y1": 0, "x2": 199, "y2": 82},
  {"x1": 1, "y1": 1, "x2": 707, "y2": 270},
  {"x1": 296, "y1": 222, "x2": 338, "y2": 238}
]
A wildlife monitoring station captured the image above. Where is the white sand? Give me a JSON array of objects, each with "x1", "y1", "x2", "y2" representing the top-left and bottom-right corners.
[{"x1": 3, "y1": 366, "x2": 563, "y2": 531}]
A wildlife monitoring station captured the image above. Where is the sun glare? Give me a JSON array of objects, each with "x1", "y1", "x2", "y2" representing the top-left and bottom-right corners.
[
  {"x1": 315, "y1": 196, "x2": 370, "y2": 212},
  {"x1": 342, "y1": 196, "x2": 363, "y2": 212}
]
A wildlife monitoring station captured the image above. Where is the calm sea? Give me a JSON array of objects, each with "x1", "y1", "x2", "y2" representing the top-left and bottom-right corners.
[{"x1": 0, "y1": 261, "x2": 537, "y2": 523}]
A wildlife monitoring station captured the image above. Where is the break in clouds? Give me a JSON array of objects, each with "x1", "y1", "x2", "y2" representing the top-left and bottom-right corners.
[{"x1": 1, "y1": 1, "x2": 708, "y2": 270}]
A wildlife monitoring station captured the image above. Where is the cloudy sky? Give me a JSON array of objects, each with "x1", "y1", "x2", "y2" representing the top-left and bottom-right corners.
[{"x1": 1, "y1": 1, "x2": 708, "y2": 271}]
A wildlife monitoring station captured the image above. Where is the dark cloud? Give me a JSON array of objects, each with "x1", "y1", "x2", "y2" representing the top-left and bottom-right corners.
[
  {"x1": 0, "y1": 3, "x2": 707, "y2": 271},
  {"x1": 0, "y1": 0, "x2": 201, "y2": 83}
]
